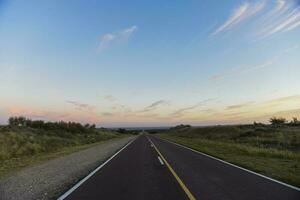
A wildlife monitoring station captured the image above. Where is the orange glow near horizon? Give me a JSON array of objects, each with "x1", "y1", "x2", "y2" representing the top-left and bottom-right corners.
[{"x1": 1, "y1": 95, "x2": 299, "y2": 127}]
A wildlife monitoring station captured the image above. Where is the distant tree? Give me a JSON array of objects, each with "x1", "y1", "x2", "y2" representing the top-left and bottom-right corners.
[
  {"x1": 7, "y1": 116, "x2": 97, "y2": 133},
  {"x1": 44, "y1": 122, "x2": 56, "y2": 130},
  {"x1": 31, "y1": 120, "x2": 45, "y2": 129},
  {"x1": 89, "y1": 124, "x2": 96, "y2": 129},
  {"x1": 8, "y1": 117, "x2": 17, "y2": 126},
  {"x1": 292, "y1": 117, "x2": 298, "y2": 122},
  {"x1": 290, "y1": 117, "x2": 300, "y2": 126},
  {"x1": 25, "y1": 119, "x2": 32, "y2": 127},
  {"x1": 253, "y1": 121, "x2": 265, "y2": 126},
  {"x1": 8, "y1": 116, "x2": 27, "y2": 126},
  {"x1": 18, "y1": 116, "x2": 26, "y2": 126},
  {"x1": 84, "y1": 123, "x2": 90, "y2": 129},
  {"x1": 269, "y1": 117, "x2": 286, "y2": 126}
]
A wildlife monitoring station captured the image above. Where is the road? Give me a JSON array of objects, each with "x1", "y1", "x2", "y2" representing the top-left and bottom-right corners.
[{"x1": 59, "y1": 135, "x2": 300, "y2": 200}]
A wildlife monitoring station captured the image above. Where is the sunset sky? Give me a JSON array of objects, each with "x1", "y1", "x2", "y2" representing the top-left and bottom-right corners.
[{"x1": 1, "y1": 0, "x2": 300, "y2": 127}]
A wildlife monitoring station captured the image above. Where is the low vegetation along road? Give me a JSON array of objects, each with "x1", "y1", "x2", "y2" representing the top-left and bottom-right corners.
[{"x1": 58, "y1": 135, "x2": 300, "y2": 200}]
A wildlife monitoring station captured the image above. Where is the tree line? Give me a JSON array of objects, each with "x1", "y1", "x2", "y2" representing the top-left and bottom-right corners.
[
  {"x1": 8, "y1": 116, "x2": 96, "y2": 133},
  {"x1": 268, "y1": 117, "x2": 300, "y2": 126}
]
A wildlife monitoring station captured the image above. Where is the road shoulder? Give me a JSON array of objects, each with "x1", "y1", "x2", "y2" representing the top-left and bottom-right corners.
[{"x1": 0, "y1": 136, "x2": 135, "y2": 200}]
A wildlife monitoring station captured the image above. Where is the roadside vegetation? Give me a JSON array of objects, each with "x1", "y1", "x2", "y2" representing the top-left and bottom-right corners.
[
  {"x1": 157, "y1": 117, "x2": 300, "y2": 187},
  {"x1": 0, "y1": 116, "x2": 133, "y2": 177}
]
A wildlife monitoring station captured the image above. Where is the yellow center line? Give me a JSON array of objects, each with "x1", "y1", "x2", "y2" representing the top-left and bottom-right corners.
[{"x1": 147, "y1": 137, "x2": 196, "y2": 200}]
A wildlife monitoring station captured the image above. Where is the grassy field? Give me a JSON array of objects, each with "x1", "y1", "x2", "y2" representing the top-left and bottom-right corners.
[
  {"x1": 157, "y1": 124, "x2": 300, "y2": 187},
  {"x1": 0, "y1": 123, "x2": 129, "y2": 177}
]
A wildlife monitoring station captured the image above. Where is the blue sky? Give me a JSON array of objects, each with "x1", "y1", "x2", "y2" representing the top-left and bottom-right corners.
[{"x1": 1, "y1": 0, "x2": 300, "y2": 127}]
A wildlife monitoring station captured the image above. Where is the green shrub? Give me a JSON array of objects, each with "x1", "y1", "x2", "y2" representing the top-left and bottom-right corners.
[{"x1": 0, "y1": 118, "x2": 119, "y2": 162}]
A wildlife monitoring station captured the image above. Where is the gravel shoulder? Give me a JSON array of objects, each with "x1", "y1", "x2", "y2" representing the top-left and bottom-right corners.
[{"x1": 0, "y1": 136, "x2": 136, "y2": 200}]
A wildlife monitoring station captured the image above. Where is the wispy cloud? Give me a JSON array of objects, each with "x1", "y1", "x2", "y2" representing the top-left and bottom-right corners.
[
  {"x1": 171, "y1": 104, "x2": 200, "y2": 117},
  {"x1": 101, "y1": 112, "x2": 114, "y2": 117},
  {"x1": 98, "y1": 25, "x2": 138, "y2": 52},
  {"x1": 270, "y1": 108, "x2": 300, "y2": 119},
  {"x1": 98, "y1": 34, "x2": 115, "y2": 50},
  {"x1": 66, "y1": 100, "x2": 95, "y2": 112},
  {"x1": 213, "y1": 0, "x2": 300, "y2": 38},
  {"x1": 7, "y1": 106, "x2": 70, "y2": 121},
  {"x1": 171, "y1": 94, "x2": 300, "y2": 125},
  {"x1": 213, "y1": 1, "x2": 265, "y2": 35},
  {"x1": 171, "y1": 99, "x2": 214, "y2": 117},
  {"x1": 139, "y1": 100, "x2": 170, "y2": 113},
  {"x1": 226, "y1": 101, "x2": 255, "y2": 110},
  {"x1": 262, "y1": 5, "x2": 300, "y2": 37},
  {"x1": 3, "y1": 104, "x2": 103, "y2": 124},
  {"x1": 146, "y1": 100, "x2": 169, "y2": 109},
  {"x1": 282, "y1": 44, "x2": 299, "y2": 53},
  {"x1": 264, "y1": 95, "x2": 300, "y2": 104},
  {"x1": 104, "y1": 95, "x2": 117, "y2": 102},
  {"x1": 269, "y1": 0, "x2": 287, "y2": 15},
  {"x1": 210, "y1": 58, "x2": 276, "y2": 81},
  {"x1": 255, "y1": 0, "x2": 300, "y2": 38}
]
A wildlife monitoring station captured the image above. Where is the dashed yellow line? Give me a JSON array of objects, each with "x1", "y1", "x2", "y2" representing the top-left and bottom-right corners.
[{"x1": 147, "y1": 137, "x2": 196, "y2": 200}]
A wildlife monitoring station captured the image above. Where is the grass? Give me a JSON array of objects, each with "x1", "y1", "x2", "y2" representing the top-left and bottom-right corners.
[
  {"x1": 0, "y1": 125, "x2": 128, "y2": 177},
  {"x1": 157, "y1": 124, "x2": 300, "y2": 187}
]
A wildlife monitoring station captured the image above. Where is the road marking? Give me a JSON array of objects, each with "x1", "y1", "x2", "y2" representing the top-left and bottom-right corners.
[
  {"x1": 156, "y1": 136, "x2": 300, "y2": 192},
  {"x1": 57, "y1": 136, "x2": 139, "y2": 200},
  {"x1": 158, "y1": 156, "x2": 164, "y2": 165},
  {"x1": 147, "y1": 137, "x2": 196, "y2": 200}
]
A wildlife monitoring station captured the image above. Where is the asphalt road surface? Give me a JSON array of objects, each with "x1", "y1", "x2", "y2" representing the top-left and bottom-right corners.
[{"x1": 59, "y1": 135, "x2": 300, "y2": 200}]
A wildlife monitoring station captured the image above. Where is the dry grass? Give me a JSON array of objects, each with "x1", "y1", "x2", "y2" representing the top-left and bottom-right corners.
[
  {"x1": 0, "y1": 125, "x2": 123, "y2": 177},
  {"x1": 158, "y1": 124, "x2": 300, "y2": 187}
]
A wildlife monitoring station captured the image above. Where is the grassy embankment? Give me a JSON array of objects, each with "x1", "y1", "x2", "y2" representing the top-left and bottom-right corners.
[
  {"x1": 158, "y1": 124, "x2": 300, "y2": 187},
  {"x1": 0, "y1": 119, "x2": 133, "y2": 177}
]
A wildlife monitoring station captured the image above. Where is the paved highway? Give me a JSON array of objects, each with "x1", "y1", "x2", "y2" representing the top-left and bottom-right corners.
[{"x1": 59, "y1": 135, "x2": 300, "y2": 200}]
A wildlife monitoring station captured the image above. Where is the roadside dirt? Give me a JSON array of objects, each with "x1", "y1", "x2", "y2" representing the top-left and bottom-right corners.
[{"x1": 0, "y1": 136, "x2": 135, "y2": 200}]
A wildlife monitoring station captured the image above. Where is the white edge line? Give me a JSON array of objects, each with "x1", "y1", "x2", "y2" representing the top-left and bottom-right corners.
[
  {"x1": 154, "y1": 136, "x2": 300, "y2": 192},
  {"x1": 158, "y1": 156, "x2": 164, "y2": 165},
  {"x1": 57, "y1": 136, "x2": 138, "y2": 200}
]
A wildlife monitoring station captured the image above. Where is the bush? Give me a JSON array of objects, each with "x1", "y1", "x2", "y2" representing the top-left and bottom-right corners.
[
  {"x1": 269, "y1": 117, "x2": 286, "y2": 126},
  {"x1": 290, "y1": 117, "x2": 300, "y2": 126},
  {"x1": 7, "y1": 116, "x2": 96, "y2": 134},
  {"x1": 0, "y1": 121, "x2": 118, "y2": 161},
  {"x1": 8, "y1": 116, "x2": 26, "y2": 126}
]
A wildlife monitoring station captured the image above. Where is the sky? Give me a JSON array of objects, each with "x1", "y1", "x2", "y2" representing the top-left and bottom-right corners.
[{"x1": 0, "y1": 0, "x2": 300, "y2": 127}]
